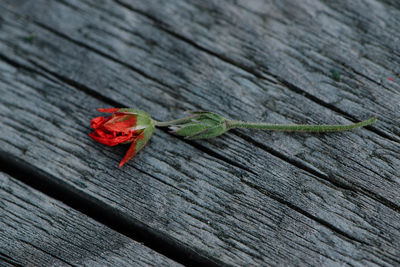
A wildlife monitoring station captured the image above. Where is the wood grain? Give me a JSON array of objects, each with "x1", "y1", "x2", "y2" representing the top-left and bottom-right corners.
[
  {"x1": 0, "y1": 0, "x2": 399, "y2": 266},
  {"x1": 1, "y1": 0, "x2": 399, "y2": 206},
  {"x1": 0, "y1": 172, "x2": 182, "y2": 267}
]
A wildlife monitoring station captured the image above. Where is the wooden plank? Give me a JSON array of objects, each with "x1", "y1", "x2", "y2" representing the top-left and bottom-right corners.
[
  {"x1": 0, "y1": 172, "x2": 183, "y2": 267},
  {"x1": 0, "y1": 1, "x2": 399, "y2": 266},
  {"x1": 1, "y1": 0, "x2": 399, "y2": 208},
  {"x1": 2, "y1": 0, "x2": 399, "y2": 208}
]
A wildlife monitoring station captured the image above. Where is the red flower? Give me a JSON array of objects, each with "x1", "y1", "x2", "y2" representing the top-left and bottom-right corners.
[{"x1": 89, "y1": 108, "x2": 154, "y2": 167}]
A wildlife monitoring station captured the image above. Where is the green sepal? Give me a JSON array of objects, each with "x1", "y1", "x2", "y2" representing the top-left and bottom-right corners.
[
  {"x1": 135, "y1": 124, "x2": 155, "y2": 153},
  {"x1": 170, "y1": 111, "x2": 228, "y2": 139}
]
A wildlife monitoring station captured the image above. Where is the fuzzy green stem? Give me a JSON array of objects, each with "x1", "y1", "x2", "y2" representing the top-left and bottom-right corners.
[
  {"x1": 154, "y1": 116, "x2": 195, "y2": 127},
  {"x1": 227, "y1": 117, "x2": 376, "y2": 132}
]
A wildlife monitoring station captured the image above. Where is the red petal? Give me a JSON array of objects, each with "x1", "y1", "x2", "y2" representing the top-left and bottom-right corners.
[
  {"x1": 98, "y1": 108, "x2": 120, "y2": 113},
  {"x1": 89, "y1": 131, "x2": 133, "y2": 146},
  {"x1": 119, "y1": 142, "x2": 137, "y2": 167},
  {"x1": 103, "y1": 114, "x2": 137, "y2": 132},
  {"x1": 94, "y1": 128, "x2": 112, "y2": 138},
  {"x1": 89, "y1": 132, "x2": 117, "y2": 146},
  {"x1": 90, "y1": 116, "x2": 105, "y2": 129}
]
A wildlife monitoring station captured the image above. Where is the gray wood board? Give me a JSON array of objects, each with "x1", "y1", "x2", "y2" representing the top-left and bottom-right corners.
[
  {"x1": 1, "y1": 0, "x2": 399, "y2": 207},
  {"x1": 0, "y1": 172, "x2": 182, "y2": 267},
  {"x1": 0, "y1": 0, "x2": 399, "y2": 266}
]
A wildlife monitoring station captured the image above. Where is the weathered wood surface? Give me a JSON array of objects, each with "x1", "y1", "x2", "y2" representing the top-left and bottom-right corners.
[
  {"x1": 0, "y1": 171, "x2": 182, "y2": 267},
  {"x1": 0, "y1": 0, "x2": 399, "y2": 266}
]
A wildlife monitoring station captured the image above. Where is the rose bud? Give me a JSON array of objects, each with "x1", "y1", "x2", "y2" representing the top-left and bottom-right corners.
[
  {"x1": 167, "y1": 111, "x2": 228, "y2": 139},
  {"x1": 89, "y1": 108, "x2": 155, "y2": 167}
]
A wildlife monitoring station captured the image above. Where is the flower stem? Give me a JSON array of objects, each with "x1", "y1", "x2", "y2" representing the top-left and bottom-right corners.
[
  {"x1": 227, "y1": 117, "x2": 376, "y2": 132},
  {"x1": 154, "y1": 116, "x2": 195, "y2": 127}
]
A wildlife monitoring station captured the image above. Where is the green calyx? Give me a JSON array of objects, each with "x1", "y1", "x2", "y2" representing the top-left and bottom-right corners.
[
  {"x1": 166, "y1": 111, "x2": 228, "y2": 139},
  {"x1": 118, "y1": 108, "x2": 154, "y2": 130},
  {"x1": 135, "y1": 124, "x2": 155, "y2": 152},
  {"x1": 119, "y1": 108, "x2": 155, "y2": 148}
]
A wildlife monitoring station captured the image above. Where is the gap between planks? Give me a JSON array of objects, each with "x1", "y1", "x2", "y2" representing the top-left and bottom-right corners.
[
  {"x1": 0, "y1": 251, "x2": 24, "y2": 267},
  {"x1": 0, "y1": 151, "x2": 226, "y2": 267}
]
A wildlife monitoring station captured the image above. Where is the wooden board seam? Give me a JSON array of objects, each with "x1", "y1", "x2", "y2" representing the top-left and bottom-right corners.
[{"x1": 0, "y1": 151, "x2": 225, "y2": 267}]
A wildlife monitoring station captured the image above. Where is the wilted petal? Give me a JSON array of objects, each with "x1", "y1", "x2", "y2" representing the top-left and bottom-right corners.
[
  {"x1": 89, "y1": 132, "x2": 121, "y2": 146},
  {"x1": 119, "y1": 142, "x2": 137, "y2": 167}
]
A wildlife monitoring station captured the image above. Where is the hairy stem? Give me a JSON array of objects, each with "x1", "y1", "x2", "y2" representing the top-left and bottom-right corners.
[{"x1": 227, "y1": 117, "x2": 376, "y2": 132}]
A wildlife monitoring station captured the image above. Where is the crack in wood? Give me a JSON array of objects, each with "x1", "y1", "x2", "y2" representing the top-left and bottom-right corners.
[
  {"x1": 1, "y1": 5, "x2": 175, "y2": 94},
  {"x1": 234, "y1": 130, "x2": 400, "y2": 214},
  {"x1": 0, "y1": 251, "x2": 24, "y2": 267},
  {"x1": 17, "y1": 239, "x2": 76, "y2": 267},
  {"x1": 238, "y1": 179, "x2": 369, "y2": 246}
]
